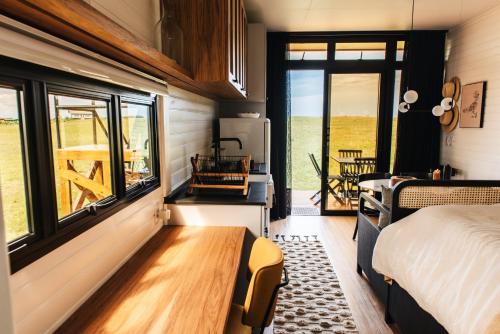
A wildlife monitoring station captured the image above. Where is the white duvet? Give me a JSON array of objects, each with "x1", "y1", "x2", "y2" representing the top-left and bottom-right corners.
[{"x1": 372, "y1": 204, "x2": 500, "y2": 334}]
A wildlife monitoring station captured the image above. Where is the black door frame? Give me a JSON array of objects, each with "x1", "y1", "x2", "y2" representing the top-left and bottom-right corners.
[
  {"x1": 322, "y1": 69, "x2": 388, "y2": 215},
  {"x1": 285, "y1": 32, "x2": 407, "y2": 216}
]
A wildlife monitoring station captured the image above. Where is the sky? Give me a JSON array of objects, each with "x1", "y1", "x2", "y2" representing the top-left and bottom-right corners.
[
  {"x1": 290, "y1": 70, "x2": 324, "y2": 117},
  {"x1": 0, "y1": 88, "x2": 19, "y2": 119},
  {"x1": 290, "y1": 70, "x2": 400, "y2": 118}
]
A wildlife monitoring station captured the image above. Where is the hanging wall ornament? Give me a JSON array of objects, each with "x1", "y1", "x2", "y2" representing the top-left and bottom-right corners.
[{"x1": 440, "y1": 97, "x2": 456, "y2": 111}]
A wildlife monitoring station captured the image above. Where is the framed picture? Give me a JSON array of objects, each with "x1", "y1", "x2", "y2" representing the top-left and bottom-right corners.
[{"x1": 460, "y1": 81, "x2": 487, "y2": 128}]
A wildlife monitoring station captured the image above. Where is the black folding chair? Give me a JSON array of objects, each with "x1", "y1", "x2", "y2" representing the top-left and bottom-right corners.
[
  {"x1": 347, "y1": 158, "x2": 377, "y2": 209},
  {"x1": 308, "y1": 153, "x2": 345, "y2": 206},
  {"x1": 338, "y1": 149, "x2": 362, "y2": 158},
  {"x1": 337, "y1": 150, "x2": 363, "y2": 199}
]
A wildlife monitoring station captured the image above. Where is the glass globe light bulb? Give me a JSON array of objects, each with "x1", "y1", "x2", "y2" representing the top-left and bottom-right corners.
[
  {"x1": 432, "y1": 105, "x2": 445, "y2": 117},
  {"x1": 403, "y1": 90, "x2": 419, "y2": 104},
  {"x1": 398, "y1": 101, "x2": 410, "y2": 113}
]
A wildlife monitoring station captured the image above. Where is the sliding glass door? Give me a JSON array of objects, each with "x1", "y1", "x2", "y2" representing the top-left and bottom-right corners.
[{"x1": 323, "y1": 73, "x2": 382, "y2": 213}]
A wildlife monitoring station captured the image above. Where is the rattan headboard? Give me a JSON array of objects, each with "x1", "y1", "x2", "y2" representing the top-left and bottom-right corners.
[{"x1": 391, "y1": 180, "x2": 500, "y2": 222}]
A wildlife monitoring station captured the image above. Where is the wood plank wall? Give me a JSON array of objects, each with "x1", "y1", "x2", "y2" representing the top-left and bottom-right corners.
[
  {"x1": 84, "y1": 0, "x2": 161, "y2": 50},
  {"x1": 441, "y1": 4, "x2": 500, "y2": 179},
  {"x1": 165, "y1": 86, "x2": 217, "y2": 192}
]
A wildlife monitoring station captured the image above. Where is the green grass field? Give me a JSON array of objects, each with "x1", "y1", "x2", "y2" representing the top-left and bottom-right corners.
[
  {"x1": 291, "y1": 116, "x2": 397, "y2": 190},
  {"x1": 2, "y1": 115, "x2": 393, "y2": 241},
  {"x1": 1, "y1": 118, "x2": 147, "y2": 242}
]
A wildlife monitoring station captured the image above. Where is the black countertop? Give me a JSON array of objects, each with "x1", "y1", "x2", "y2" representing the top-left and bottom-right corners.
[
  {"x1": 164, "y1": 181, "x2": 267, "y2": 206},
  {"x1": 250, "y1": 162, "x2": 267, "y2": 175}
]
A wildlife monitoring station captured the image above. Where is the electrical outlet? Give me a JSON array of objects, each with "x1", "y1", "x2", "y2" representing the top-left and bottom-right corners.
[{"x1": 154, "y1": 207, "x2": 161, "y2": 225}]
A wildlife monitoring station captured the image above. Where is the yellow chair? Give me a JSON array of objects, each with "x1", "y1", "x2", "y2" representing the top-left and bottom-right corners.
[{"x1": 226, "y1": 237, "x2": 289, "y2": 334}]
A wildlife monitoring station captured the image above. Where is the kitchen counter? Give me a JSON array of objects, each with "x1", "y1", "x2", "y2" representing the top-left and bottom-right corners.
[
  {"x1": 250, "y1": 162, "x2": 267, "y2": 175},
  {"x1": 164, "y1": 181, "x2": 267, "y2": 206}
]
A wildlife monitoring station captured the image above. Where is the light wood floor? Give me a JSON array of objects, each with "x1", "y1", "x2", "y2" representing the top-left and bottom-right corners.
[
  {"x1": 292, "y1": 189, "x2": 356, "y2": 211},
  {"x1": 270, "y1": 215, "x2": 399, "y2": 334}
]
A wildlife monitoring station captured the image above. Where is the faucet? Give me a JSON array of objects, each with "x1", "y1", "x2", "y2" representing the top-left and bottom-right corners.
[{"x1": 212, "y1": 137, "x2": 242, "y2": 161}]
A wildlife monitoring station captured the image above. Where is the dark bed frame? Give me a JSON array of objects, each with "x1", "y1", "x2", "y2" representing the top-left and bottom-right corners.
[{"x1": 356, "y1": 180, "x2": 500, "y2": 333}]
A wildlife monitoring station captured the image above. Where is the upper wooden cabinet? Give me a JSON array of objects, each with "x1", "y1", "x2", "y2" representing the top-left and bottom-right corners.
[
  {"x1": 0, "y1": 0, "x2": 247, "y2": 100},
  {"x1": 167, "y1": 0, "x2": 248, "y2": 99}
]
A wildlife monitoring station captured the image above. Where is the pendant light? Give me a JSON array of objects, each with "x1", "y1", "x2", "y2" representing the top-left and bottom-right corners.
[{"x1": 399, "y1": 0, "x2": 419, "y2": 113}]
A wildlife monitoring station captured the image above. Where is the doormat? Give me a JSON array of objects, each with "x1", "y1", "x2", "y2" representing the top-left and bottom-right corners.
[
  {"x1": 291, "y1": 206, "x2": 320, "y2": 216},
  {"x1": 273, "y1": 237, "x2": 358, "y2": 333}
]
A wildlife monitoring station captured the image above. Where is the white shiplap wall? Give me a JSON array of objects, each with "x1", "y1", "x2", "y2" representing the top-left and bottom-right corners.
[
  {"x1": 165, "y1": 86, "x2": 217, "y2": 192},
  {"x1": 441, "y1": 4, "x2": 500, "y2": 179}
]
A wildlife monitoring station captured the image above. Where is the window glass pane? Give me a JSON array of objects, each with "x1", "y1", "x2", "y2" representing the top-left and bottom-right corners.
[
  {"x1": 390, "y1": 70, "x2": 402, "y2": 172},
  {"x1": 49, "y1": 94, "x2": 113, "y2": 220},
  {"x1": 335, "y1": 42, "x2": 386, "y2": 60},
  {"x1": 396, "y1": 41, "x2": 405, "y2": 61},
  {"x1": 286, "y1": 43, "x2": 328, "y2": 60},
  {"x1": 0, "y1": 86, "x2": 30, "y2": 242},
  {"x1": 121, "y1": 102, "x2": 153, "y2": 187}
]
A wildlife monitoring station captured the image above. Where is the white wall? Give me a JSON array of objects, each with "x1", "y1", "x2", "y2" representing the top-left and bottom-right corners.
[
  {"x1": 10, "y1": 191, "x2": 164, "y2": 334},
  {"x1": 441, "y1": 4, "x2": 500, "y2": 179},
  {"x1": 165, "y1": 87, "x2": 217, "y2": 193},
  {"x1": 0, "y1": 191, "x2": 15, "y2": 334}
]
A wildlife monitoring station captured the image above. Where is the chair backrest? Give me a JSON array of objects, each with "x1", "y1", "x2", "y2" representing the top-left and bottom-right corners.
[
  {"x1": 244, "y1": 237, "x2": 284, "y2": 328},
  {"x1": 338, "y1": 149, "x2": 362, "y2": 158},
  {"x1": 355, "y1": 157, "x2": 376, "y2": 175},
  {"x1": 308, "y1": 153, "x2": 322, "y2": 178}
]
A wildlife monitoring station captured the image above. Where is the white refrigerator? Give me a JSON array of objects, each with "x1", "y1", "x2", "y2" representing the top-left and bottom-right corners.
[{"x1": 219, "y1": 118, "x2": 273, "y2": 236}]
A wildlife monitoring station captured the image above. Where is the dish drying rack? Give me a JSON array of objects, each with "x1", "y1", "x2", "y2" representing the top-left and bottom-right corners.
[{"x1": 188, "y1": 154, "x2": 251, "y2": 196}]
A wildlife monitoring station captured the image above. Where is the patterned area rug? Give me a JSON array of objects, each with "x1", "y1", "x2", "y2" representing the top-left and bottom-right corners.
[
  {"x1": 274, "y1": 237, "x2": 358, "y2": 334},
  {"x1": 291, "y1": 206, "x2": 321, "y2": 216}
]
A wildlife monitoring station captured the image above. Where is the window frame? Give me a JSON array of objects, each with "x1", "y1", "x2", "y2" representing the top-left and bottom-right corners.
[
  {"x1": 0, "y1": 56, "x2": 160, "y2": 273},
  {"x1": 0, "y1": 79, "x2": 38, "y2": 248},
  {"x1": 282, "y1": 32, "x2": 408, "y2": 216},
  {"x1": 119, "y1": 96, "x2": 160, "y2": 198}
]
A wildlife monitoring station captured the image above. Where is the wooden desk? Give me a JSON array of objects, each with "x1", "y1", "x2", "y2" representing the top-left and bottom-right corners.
[{"x1": 57, "y1": 226, "x2": 246, "y2": 334}]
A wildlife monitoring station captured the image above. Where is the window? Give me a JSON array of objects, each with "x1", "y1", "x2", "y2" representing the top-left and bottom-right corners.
[
  {"x1": 0, "y1": 86, "x2": 30, "y2": 243},
  {"x1": 121, "y1": 102, "x2": 153, "y2": 187},
  {"x1": 0, "y1": 58, "x2": 160, "y2": 273},
  {"x1": 335, "y1": 42, "x2": 386, "y2": 60},
  {"x1": 48, "y1": 94, "x2": 113, "y2": 220},
  {"x1": 396, "y1": 41, "x2": 405, "y2": 61},
  {"x1": 390, "y1": 70, "x2": 402, "y2": 172},
  {"x1": 286, "y1": 43, "x2": 328, "y2": 60}
]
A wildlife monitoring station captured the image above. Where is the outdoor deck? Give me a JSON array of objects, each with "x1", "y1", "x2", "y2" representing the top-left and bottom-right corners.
[{"x1": 291, "y1": 190, "x2": 353, "y2": 214}]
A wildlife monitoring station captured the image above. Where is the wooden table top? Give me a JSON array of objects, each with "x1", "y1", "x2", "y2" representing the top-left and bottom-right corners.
[
  {"x1": 358, "y1": 179, "x2": 391, "y2": 192},
  {"x1": 331, "y1": 156, "x2": 356, "y2": 164},
  {"x1": 57, "y1": 226, "x2": 246, "y2": 334}
]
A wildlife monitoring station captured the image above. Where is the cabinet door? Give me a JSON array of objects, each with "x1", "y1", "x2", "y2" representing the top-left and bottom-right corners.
[
  {"x1": 228, "y1": 0, "x2": 236, "y2": 83},
  {"x1": 238, "y1": 2, "x2": 244, "y2": 88},
  {"x1": 242, "y1": 8, "x2": 247, "y2": 92}
]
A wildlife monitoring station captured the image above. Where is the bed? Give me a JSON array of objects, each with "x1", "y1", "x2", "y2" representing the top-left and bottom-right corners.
[{"x1": 357, "y1": 180, "x2": 500, "y2": 334}]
